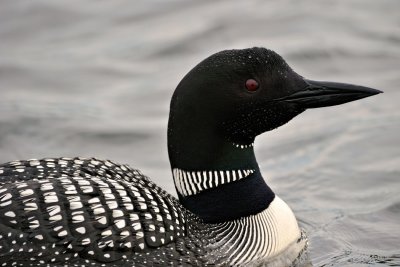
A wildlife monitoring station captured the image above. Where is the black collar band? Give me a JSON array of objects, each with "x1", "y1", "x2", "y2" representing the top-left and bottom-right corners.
[{"x1": 179, "y1": 171, "x2": 275, "y2": 223}]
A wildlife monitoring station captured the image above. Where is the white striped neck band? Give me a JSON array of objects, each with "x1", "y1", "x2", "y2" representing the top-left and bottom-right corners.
[{"x1": 172, "y1": 168, "x2": 255, "y2": 197}]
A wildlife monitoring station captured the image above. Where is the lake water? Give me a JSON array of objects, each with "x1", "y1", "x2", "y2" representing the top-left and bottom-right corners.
[{"x1": 0, "y1": 0, "x2": 399, "y2": 266}]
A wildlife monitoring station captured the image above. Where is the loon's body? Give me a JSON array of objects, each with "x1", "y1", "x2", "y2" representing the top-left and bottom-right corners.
[
  {"x1": 0, "y1": 158, "x2": 305, "y2": 266},
  {"x1": 0, "y1": 48, "x2": 380, "y2": 266}
]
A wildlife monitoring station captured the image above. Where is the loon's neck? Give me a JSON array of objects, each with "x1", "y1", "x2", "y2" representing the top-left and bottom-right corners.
[{"x1": 168, "y1": 136, "x2": 275, "y2": 223}]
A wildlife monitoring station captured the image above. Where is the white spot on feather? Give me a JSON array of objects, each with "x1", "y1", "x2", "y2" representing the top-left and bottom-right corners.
[
  {"x1": 120, "y1": 231, "x2": 129, "y2": 238},
  {"x1": 115, "y1": 219, "x2": 125, "y2": 229},
  {"x1": 72, "y1": 215, "x2": 84, "y2": 223},
  {"x1": 58, "y1": 230, "x2": 67, "y2": 237},
  {"x1": 70, "y1": 201, "x2": 83, "y2": 210},
  {"x1": 101, "y1": 230, "x2": 112, "y2": 237},
  {"x1": 0, "y1": 193, "x2": 12, "y2": 202},
  {"x1": 5, "y1": 211, "x2": 16, "y2": 217},
  {"x1": 47, "y1": 205, "x2": 60, "y2": 216},
  {"x1": 93, "y1": 207, "x2": 105, "y2": 215},
  {"x1": 24, "y1": 203, "x2": 38, "y2": 211},
  {"x1": 29, "y1": 220, "x2": 39, "y2": 229},
  {"x1": 49, "y1": 215, "x2": 62, "y2": 222},
  {"x1": 88, "y1": 197, "x2": 100, "y2": 204},
  {"x1": 76, "y1": 227, "x2": 86, "y2": 234},
  {"x1": 112, "y1": 209, "x2": 124, "y2": 218},
  {"x1": 96, "y1": 216, "x2": 107, "y2": 225},
  {"x1": 35, "y1": 235, "x2": 43, "y2": 240}
]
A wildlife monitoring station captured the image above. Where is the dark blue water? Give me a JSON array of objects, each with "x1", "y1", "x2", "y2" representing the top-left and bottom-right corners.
[{"x1": 0, "y1": 1, "x2": 399, "y2": 265}]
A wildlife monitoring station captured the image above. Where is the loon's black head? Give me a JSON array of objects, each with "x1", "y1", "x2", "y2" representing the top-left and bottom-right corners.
[
  {"x1": 168, "y1": 47, "x2": 381, "y2": 170},
  {"x1": 167, "y1": 47, "x2": 381, "y2": 222}
]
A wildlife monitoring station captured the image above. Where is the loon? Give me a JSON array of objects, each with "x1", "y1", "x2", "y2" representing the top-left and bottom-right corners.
[{"x1": 0, "y1": 48, "x2": 381, "y2": 267}]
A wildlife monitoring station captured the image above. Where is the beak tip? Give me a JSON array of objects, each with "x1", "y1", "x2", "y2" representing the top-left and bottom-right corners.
[{"x1": 366, "y1": 88, "x2": 383, "y2": 97}]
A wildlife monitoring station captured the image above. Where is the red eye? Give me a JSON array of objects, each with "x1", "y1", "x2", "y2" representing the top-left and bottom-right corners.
[{"x1": 245, "y1": 79, "x2": 259, "y2": 92}]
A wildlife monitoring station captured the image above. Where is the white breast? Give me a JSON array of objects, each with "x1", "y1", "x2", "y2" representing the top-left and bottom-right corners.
[{"x1": 204, "y1": 196, "x2": 305, "y2": 266}]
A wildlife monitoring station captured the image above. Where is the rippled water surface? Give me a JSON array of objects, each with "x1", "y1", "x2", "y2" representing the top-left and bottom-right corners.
[{"x1": 0, "y1": 0, "x2": 399, "y2": 266}]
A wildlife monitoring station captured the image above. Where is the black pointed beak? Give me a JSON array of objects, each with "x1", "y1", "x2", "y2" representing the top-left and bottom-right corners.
[{"x1": 279, "y1": 79, "x2": 382, "y2": 109}]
